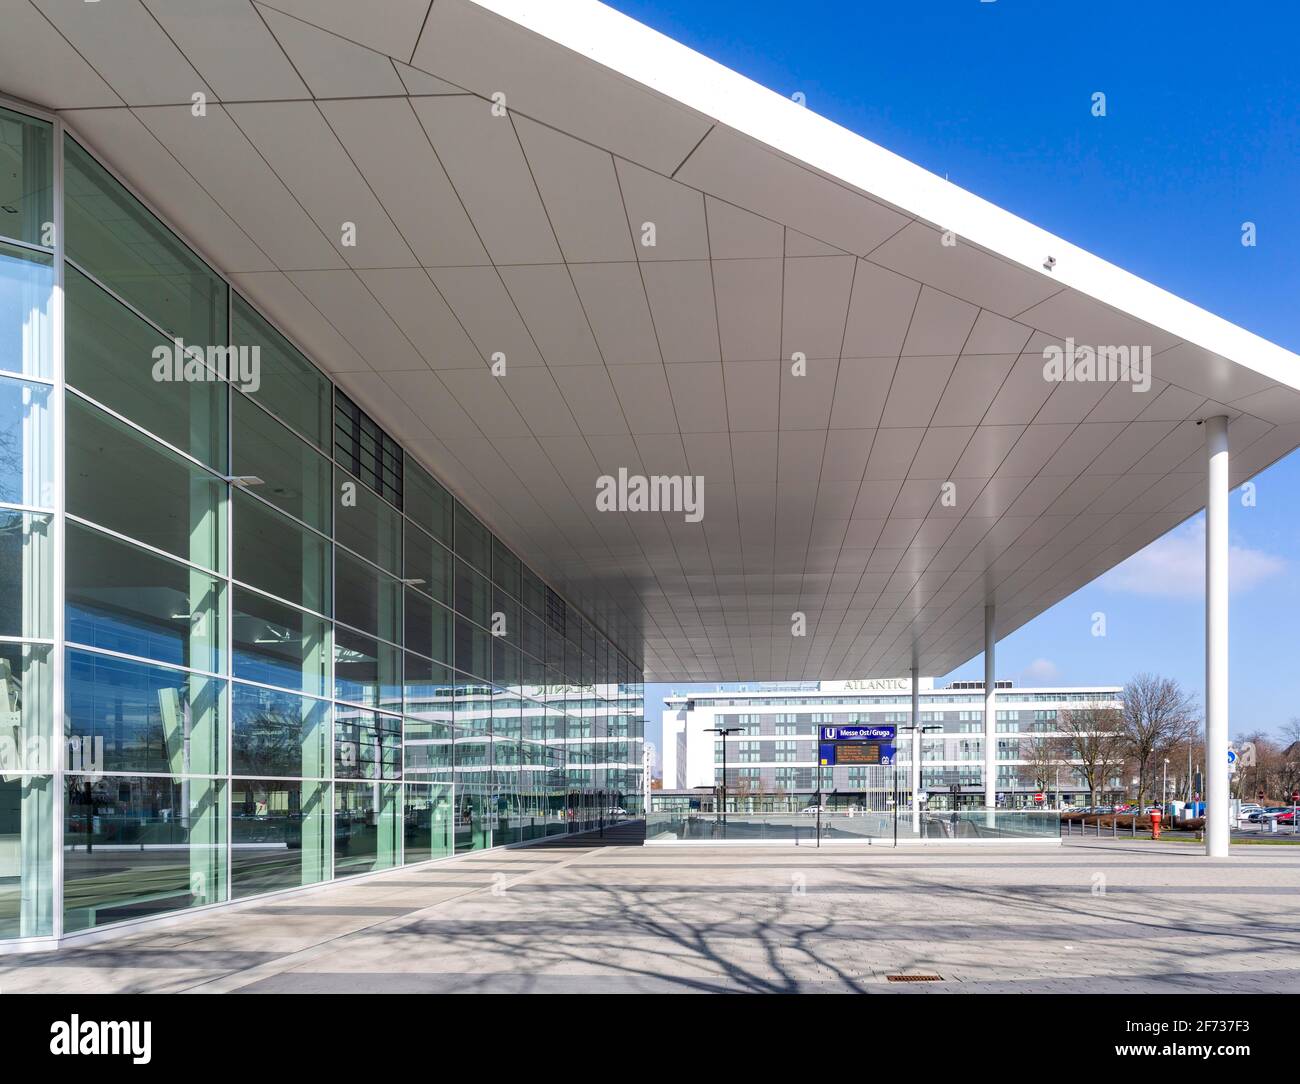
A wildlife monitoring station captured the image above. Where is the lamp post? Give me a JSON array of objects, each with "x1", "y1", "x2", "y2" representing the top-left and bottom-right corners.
[
  {"x1": 895, "y1": 723, "x2": 942, "y2": 833},
  {"x1": 1163, "y1": 758, "x2": 1169, "y2": 816},
  {"x1": 704, "y1": 726, "x2": 742, "y2": 833}
]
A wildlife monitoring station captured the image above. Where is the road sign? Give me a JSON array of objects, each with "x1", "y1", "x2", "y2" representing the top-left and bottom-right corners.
[
  {"x1": 820, "y1": 725, "x2": 895, "y2": 742},
  {"x1": 916, "y1": 791, "x2": 928, "y2": 803},
  {"x1": 1227, "y1": 746, "x2": 1238, "y2": 773}
]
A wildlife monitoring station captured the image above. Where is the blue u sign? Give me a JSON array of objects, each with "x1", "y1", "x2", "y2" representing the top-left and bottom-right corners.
[{"x1": 820, "y1": 725, "x2": 896, "y2": 742}]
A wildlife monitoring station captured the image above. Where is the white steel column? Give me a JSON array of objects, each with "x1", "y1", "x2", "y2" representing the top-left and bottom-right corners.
[
  {"x1": 984, "y1": 604, "x2": 996, "y2": 815},
  {"x1": 1204, "y1": 415, "x2": 1230, "y2": 857},
  {"x1": 910, "y1": 666, "x2": 920, "y2": 833}
]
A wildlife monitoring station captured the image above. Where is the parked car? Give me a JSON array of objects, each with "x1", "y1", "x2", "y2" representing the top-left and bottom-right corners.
[
  {"x1": 1249, "y1": 807, "x2": 1290, "y2": 823},
  {"x1": 1237, "y1": 804, "x2": 1264, "y2": 818},
  {"x1": 800, "y1": 805, "x2": 828, "y2": 816},
  {"x1": 1275, "y1": 810, "x2": 1295, "y2": 825}
]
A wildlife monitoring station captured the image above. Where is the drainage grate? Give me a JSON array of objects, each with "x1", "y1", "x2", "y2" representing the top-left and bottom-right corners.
[{"x1": 885, "y1": 974, "x2": 943, "y2": 982}]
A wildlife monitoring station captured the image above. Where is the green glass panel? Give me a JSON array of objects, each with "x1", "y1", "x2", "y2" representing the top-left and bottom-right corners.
[
  {"x1": 231, "y1": 392, "x2": 330, "y2": 533},
  {"x1": 231, "y1": 682, "x2": 330, "y2": 780},
  {"x1": 67, "y1": 394, "x2": 226, "y2": 573},
  {"x1": 0, "y1": 107, "x2": 53, "y2": 249},
  {"x1": 0, "y1": 510, "x2": 52, "y2": 640},
  {"x1": 231, "y1": 294, "x2": 331, "y2": 448},
  {"x1": 64, "y1": 136, "x2": 226, "y2": 347},
  {"x1": 231, "y1": 779, "x2": 329, "y2": 898},
  {"x1": 66, "y1": 265, "x2": 227, "y2": 472},
  {"x1": 66, "y1": 649, "x2": 225, "y2": 775},
  {"x1": 0, "y1": 774, "x2": 53, "y2": 939},
  {"x1": 232, "y1": 490, "x2": 330, "y2": 615},
  {"x1": 66, "y1": 521, "x2": 224, "y2": 673},
  {"x1": 334, "y1": 466, "x2": 400, "y2": 574},
  {"x1": 63, "y1": 775, "x2": 227, "y2": 933},
  {"x1": 232, "y1": 587, "x2": 329, "y2": 697}
]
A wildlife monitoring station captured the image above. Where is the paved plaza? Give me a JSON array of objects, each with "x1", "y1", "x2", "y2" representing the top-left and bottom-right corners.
[{"x1": 4, "y1": 826, "x2": 1299, "y2": 994}]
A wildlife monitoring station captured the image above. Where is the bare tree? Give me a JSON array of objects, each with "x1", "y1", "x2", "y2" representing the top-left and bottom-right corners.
[
  {"x1": 1018, "y1": 733, "x2": 1065, "y2": 797},
  {"x1": 1120, "y1": 674, "x2": 1199, "y2": 809},
  {"x1": 1056, "y1": 705, "x2": 1126, "y2": 807}
]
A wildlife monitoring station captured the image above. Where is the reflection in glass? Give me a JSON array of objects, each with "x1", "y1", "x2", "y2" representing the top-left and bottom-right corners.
[
  {"x1": 231, "y1": 295, "x2": 331, "y2": 449},
  {"x1": 334, "y1": 707, "x2": 401, "y2": 780},
  {"x1": 0, "y1": 642, "x2": 53, "y2": 774},
  {"x1": 65, "y1": 265, "x2": 227, "y2": 472},
  {"x1": 0, "y1": 108, "x2": 53, "y2": 248},
  {"x1": 231, "y1": 393, "x2": 330, "y2": 533},
  {"x1": 403, "y1": 782, "x2": 452, "y2": 864},
  {"x1": 335, "y1": 548, "x2": 399, "y2": 644},
  {"x1": 231, "y1": 780, "x2": 329, "y2": 898},
  {"x1": 233, "y1": 489, "x2": 329, "y2": 614},
  {"x1": 232, "y1": 587, "x2": 329, "y2": 697},
  {"x1": 334, "y1": 466, "x2": 401, "y2": 574},
  {"x1": 0, "y1": 774, "x2": 52, "y2": 938},
  {"x1": 67, "y1": 649, "x2": 225, "y2": 775},
  {"x1": 65, "y1": 137, "x2": 227, "y2": 348},
  {"x1": 67, "y1": 394, "x2": 225, "y2": 572},
  {"x1": 0, "y1": 511, "x2": 51, "y2": 640},
  {"x1": 334, "y1": 626, "x2": 400, "y2": 711},
  {"x1": 0, "y1": 375, "x2": 51, "y2": 508},
  {"x1": 0, "y1": 243, "x2": 53, "y2": 379},
  {"x1": 66, "y1": 521, "x2": 223, "y2": 672},
  {"x1": 63, "y1": 775, "x2": 226, "y2": 932},
  {"x1": 232, "y1": 682, "x2": 330, "y2": 779},
  {"x1": 334, "y1": 782, "x2": 399, "y2": 877}
]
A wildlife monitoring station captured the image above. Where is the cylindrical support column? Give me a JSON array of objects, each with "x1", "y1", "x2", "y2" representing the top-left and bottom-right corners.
[
  {"x1": 1205, "y1": 415, "x2": 1230, "y2": 858},
  {"x1": 984, "y1": 604, "x2": 997, "y2": 822},
  {"x1": 910, "y1": 666, "x2": 920, "y2": 834}
]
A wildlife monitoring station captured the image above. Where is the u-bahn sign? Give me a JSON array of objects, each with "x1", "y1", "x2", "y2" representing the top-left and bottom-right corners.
[
  {"x1": 818, "y1": 725, "x2": 896, "y2": 767},
  {"x1": 820, "y1": 725, "x2": 895, "y2": 742}
]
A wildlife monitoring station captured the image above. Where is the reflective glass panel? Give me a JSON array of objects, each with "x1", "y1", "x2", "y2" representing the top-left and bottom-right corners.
[
  {"x1": 66, "y1": 521, "x2": 223, "y2": 672},
  {"x1": 67, "y1": 394, "x2": 225, "y2": 573},
  {"x1": 67, "y1": 649, "x2": 225, "y2": 775},
  {"x1": 231, "y1": 779, "x2": 329, "y2": 899},
  {"x1": 231, "y1": 682, "x2": 330, "y2": 780},
  {"x1": 65, "y1": 136, "x2": 227, "y2": 347},
  {"x1": 64, "y1": 775, "x2": 227, "y2": 932}
]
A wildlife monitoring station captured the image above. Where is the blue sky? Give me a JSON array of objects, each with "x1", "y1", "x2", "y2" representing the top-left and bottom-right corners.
[{"x1": 609, "y1": 0, "x2": 1300, "y2": 763}]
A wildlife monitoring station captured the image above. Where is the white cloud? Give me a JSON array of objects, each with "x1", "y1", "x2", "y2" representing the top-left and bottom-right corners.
[
  {"x1": 1101, "y1": 519, "x2": 1285, "y2": 598},
  {"x1": 1020, "y1": 658, "x2": 1061, "y2": 684}
]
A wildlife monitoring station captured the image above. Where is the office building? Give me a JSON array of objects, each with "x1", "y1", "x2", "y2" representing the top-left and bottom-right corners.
[{"x1": 662, "y1": 679, "x2": 1122, "y2": 810}]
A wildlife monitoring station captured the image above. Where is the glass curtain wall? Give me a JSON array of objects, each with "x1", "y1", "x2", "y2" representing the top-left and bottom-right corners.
[{"x1": 0, "y1": 101, "x2": 642, "y2": 946}]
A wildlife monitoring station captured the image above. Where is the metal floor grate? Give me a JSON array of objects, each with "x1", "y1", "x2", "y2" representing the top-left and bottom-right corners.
[{"x1": 885, "y1": 974, "x2": 944, "y2": 982}]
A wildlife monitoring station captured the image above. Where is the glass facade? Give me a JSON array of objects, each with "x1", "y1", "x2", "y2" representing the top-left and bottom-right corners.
[{"x1": 0, "y1": 103, "x2": 643, "y2": 946}]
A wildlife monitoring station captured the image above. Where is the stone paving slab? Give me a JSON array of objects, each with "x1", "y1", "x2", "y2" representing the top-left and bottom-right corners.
[{"x1": 2, "y1": 833, "x2": 1298, "y2": 994}]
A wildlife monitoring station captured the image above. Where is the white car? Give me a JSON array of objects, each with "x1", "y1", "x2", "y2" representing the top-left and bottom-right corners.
[
  {"x1": 1237, "y1": 804, "x2": 1264, "y2": 819},
  {"x1": 800, "y1": 805, "x2": 828, "y2": 815}
]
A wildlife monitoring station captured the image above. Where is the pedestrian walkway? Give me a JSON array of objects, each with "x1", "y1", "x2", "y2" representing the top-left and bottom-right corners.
[{"x1": 3, "y1": 830, "x2": 1298, "y2": 993}]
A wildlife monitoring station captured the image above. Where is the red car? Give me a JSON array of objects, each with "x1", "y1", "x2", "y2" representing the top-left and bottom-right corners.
[{"x1": 1276, "y1": 810, "x2": 1296, "y2": 825}]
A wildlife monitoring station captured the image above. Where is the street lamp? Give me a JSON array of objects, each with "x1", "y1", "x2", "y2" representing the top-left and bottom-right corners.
[
  {"x1": 895, "y1": 723, "x2": 942, "y2": 829},
  {"x1": 704, "y1": 726, "x2": 743, "y2": 825},
  {"x1": 1163, "y1": 758, "x2": 1169, "y2": 814}
]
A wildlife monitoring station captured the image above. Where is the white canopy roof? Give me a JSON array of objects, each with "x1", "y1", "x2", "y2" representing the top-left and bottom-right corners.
[{"x1": 7, "y1": 0, "x2": 1299, "y2": 679}]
